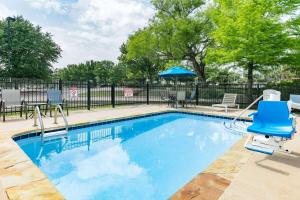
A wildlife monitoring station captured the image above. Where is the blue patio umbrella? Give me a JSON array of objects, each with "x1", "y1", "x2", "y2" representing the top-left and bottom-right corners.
[
  {"x1": 159, "y1": 66, "x2": 197, "y2": 78},
  {"x1": 159, "y1": 66, "x2": 197, "y2": 86},
  {"x1": 159, "y1": 66, "x2": 197, "y2": 107}
]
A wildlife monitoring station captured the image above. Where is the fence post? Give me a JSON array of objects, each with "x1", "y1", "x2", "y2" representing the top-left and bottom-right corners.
[
  {"x1": 59, "y1": 79, "x2": 63, "y2": 92},
  {"x1": 146, "y1": 83, "x2": 149, "y2": 105},
  {"x1": 111, "y1": 84, "x2": 115, "y2": 108},
  {"x1": 196, "y1": 83, "x2": 199, "y2": 105},
  {"x1": 87, "y1": 80, "x2": 91, "y2": 110},
  {"x1": 14, "y1": 79, "x2": 18, "y2": 89}
]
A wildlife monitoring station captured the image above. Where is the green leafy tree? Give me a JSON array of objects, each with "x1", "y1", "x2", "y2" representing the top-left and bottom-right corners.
[
  {"x1": 55, "y1": 60, "x2": 116, "y2": 83},
  {"x1": 283, "y1": 13, "x2": 300, "y2": 68},
  {"x1": 126, "y1": 0, "x2": 213, "y2": 82},
  {"x1": 206, "y1": 65, "x2": 242, "y2": 84},
  {"x1": 110, "y1": 63, "x2": 130, "y2": 84},
  {"x1": 0, "y1": 16, "x2": 61, "y2": 79},
  {"x1": 93, "y1": 60, "x2": 114, "y2": 83},
  {"x1": 57, "y1": 60, "x2": 96, "y2": 82},
  {"x1": 208, "y1": 0, "x2": 300, "y2": 90},
  {"x1": 121, "y1": 41, "x2": 162, "y2": 83}
]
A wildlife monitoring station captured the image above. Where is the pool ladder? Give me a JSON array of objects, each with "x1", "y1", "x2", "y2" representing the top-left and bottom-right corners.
[{"x1": 34, "y1": 105, "x2": 68, "y2": 143}]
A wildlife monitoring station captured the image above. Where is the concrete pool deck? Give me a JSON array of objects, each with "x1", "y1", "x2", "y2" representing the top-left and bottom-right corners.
[{"x1": 0, "y1": 104, "x2": 299, "y2": 200}]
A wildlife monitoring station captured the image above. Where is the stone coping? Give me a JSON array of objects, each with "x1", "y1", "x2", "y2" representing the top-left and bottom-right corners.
[
  {"x1": 0, "y1": 106, "x2": 253, "y2": 200},
  {"x1": 12, "y1": 110, "x2": 251, "y2": 141},
  {"x1": 170, "y1": 136, "x2": 253, "y2": 200}
]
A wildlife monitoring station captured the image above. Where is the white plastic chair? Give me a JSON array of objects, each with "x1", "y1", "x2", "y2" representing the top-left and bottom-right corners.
[
  {"x1": 0, "y1": 89, "x2": 27, "y2": 121},
  {"x1": 289, "y1": 94, "x2": 300, "y2": 110},
  {"x1": 263, "y1": 89, "x2": 281, "y2": 101},
  {"x1": 212, "y1": 93, "x2": 239, "y2": 112},
  {"x1": 176, "y1": 91, "x2": 186, "y2": 107}
]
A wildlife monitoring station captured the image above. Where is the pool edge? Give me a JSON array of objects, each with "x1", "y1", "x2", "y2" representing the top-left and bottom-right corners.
[
  {"x1": 170, "y1": 136, "x2": 253, "y2": 200},
  {"x1": 2, "y1": 108, "x2": 253, "y2": 200}
]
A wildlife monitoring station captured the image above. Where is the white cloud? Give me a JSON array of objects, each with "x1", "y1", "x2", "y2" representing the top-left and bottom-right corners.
[
  {"x1": 72, "y1": 0, "x2": 154, "y2": 36},
  {"x1": 39, "y1": 139, "x2": 153, "y2": 200},
  {"x1": 45, "y1": 26, "x2": 119, "y2": 67},
  {"x1": 76, "y1": 144, "x2": 143, "y2": 179},
  {"x1": 1, "y1": 0, "x2": 154, "y2": 67},
  {"x1": 0, "y1": 3, "x2": 16, "y2": 19},
  {"x1": 50, "y1": 0, "x2": 154, "y2": 67},
  {"x1": 26, "y1": 0, "x2": 69, "y2": 14}
]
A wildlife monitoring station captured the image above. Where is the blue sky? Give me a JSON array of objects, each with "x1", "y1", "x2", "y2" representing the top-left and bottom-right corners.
[{"x1": 0, "y1": 0, "x2": 154, "y2": 68}]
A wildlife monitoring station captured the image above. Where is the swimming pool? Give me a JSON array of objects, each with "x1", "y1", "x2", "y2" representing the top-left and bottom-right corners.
[{"x1": 16, "y1": 112, "x2": 241, "y2": 200}]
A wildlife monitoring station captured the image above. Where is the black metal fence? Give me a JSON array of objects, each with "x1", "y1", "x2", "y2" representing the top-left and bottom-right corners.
[{"x1": 0, "y1": 77, "x2": 299, "y2": 116}]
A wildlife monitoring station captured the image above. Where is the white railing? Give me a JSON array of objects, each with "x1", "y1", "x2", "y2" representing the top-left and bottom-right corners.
[
  {"x1": 33, "y1": 106, "x2": 45, "y2": 142},
  {"x1": 54, "y1": 104, "x2": 68, "y2": 131},
  {"x1": 230, "y1": 95, "x2": 263, "y2": 127},
  {"x1": 223, "y1": 95, "x2": 263, "y2": 135}
]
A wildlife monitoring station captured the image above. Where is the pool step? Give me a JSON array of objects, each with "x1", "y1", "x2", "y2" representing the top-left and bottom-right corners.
[
  {"x1": 43, "y1": 130, "x2": 68, "y2": 141},
  {"x1": 245, "y1": 143, "x2": 274, "y2": 155}
]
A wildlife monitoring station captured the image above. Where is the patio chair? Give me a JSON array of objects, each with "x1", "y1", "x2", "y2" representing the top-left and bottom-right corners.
[
  {"x1": 159, "y1": 91, "x2": 171, "y2": 106},
  {"x1": 185, "y1": 91, "x2": 196, "y2": 108},
  {"x1": 176, "y1": 91, "x2": 186, "y2": 108},
  {"x1": 263, "y1": 89, "x2": 281, "y2": 101},
  {"x1": 288, "y1": 94, "x2": 300, "y2": 110},
  {"x1": 245, "y1": 101, "x2": 296, "y2": 155},
  {"x1": 0, "y1": 89, "x2": 27, "y2": 122},
  {"x1": 164, "y1": 91, "x2": 177, "y2": 107},
  {"x1": 212, "y1": 93, "x2": 239, "y2": 112},
  {"x1": 45, "y1": 89, "x2": 68, "y2": 117}
]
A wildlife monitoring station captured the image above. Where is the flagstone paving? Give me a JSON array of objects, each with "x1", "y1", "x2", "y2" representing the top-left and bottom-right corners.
[{"x1": 1, "y1": 104, "x2": 296, "y2": 200}]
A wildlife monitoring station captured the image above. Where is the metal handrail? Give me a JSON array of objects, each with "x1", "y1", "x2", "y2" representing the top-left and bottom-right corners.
[
  {"x1": 54, "y1": 104, "x2": 68, "y2": 131},
  {"x1": 33, "y1": 106, "x2": 45, "y2": 142},
  {"x1": 230, "y1": 95, "x2": 263, "y2": 127}
]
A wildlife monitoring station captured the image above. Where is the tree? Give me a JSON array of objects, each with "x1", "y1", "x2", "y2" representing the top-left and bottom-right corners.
[
  {"x1": 0, "y1": 16, "x2": 61, "y2": 79},
  {"x1": 110, "y1": 63, "x2": 129, "y2": 84},
  {"x1": 121, "y1": 40, "x2": 163, "y2": 83},
  {"x1": 125, "y1": 0, "x2": 213, "y2": 82},
  {"x1": 208, "y1": 0, "x2": 300, "y2": 90},
  {"x1": 151, "y1": 0, "x2": 213, "y2": 82},
  {"x1": 56, "y1": 60, "x2": 96, "y2": 82},
  {"x1": 93, "y1": 60, "x2": 114, "y2": 83},
  {"x1": 283, "y1": 13, "x2": 300, "y2": 68},
  {"x1": 55, "y1": 60, "x2": 116, "y2": 83},
  {"x1": 206, "y1": 65, "x2": 242, "y2": 84}
]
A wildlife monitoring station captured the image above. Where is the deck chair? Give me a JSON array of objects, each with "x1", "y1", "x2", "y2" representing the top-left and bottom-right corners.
[
  {"x1": 289, "y1": 94, "x2": 300, "y2": 110},
  {"x1": 245, "y1": 101, "x2": 296, "y2": 155},
  {"x1": 185, "y1": 91, "x2": 196, "y2": 107},
  {"x1": 263, "y1": 89, "x2": 281, "y2": 101},
  {"x1": 160, "y1": 91, "x2": 171, "y2": 106},
  {"x1": 169, "y1": 91, "x2": 178, "y2": 107},
  {"x1": 212, "y1": 93, "x2": 239, "y2": 112},
  {"x1": 176, "y1": 91, "x2": 186, "y2": 108},
  {"x1": 0, "y1": 89, "x2": 27, "y2": 122},
  {"x1": 45, "y1": 89, "x2": 68, "y2": 117}
]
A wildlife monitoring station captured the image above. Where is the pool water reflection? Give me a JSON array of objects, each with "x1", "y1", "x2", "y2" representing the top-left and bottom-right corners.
[{"x1": 17, "y1": 113, "x2": 240, "y2": 200}]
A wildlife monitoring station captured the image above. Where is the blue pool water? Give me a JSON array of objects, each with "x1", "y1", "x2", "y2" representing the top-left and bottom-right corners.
[{"x1": 16, "y1": 112, "x2": 240, "y2": 200}]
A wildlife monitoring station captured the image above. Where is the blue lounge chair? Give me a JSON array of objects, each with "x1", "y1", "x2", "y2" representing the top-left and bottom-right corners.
[
  {"x1": 245, "y1": 101, "x2": 296, "y2": 155},
  {"x1": 45, "y1": 89, "x2": 68, "y2": 117}
]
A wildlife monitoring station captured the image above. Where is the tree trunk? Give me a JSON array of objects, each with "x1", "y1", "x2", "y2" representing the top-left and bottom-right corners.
[
  {"x1": 190, "y1": 56, "x2": 206, "y2": 83},
  {"x1": 247, "y1": 62, "x2": 254, "y2": 102},
  {"x1": 199, "y1": 61, "x2": 206, "y2": 82}
]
